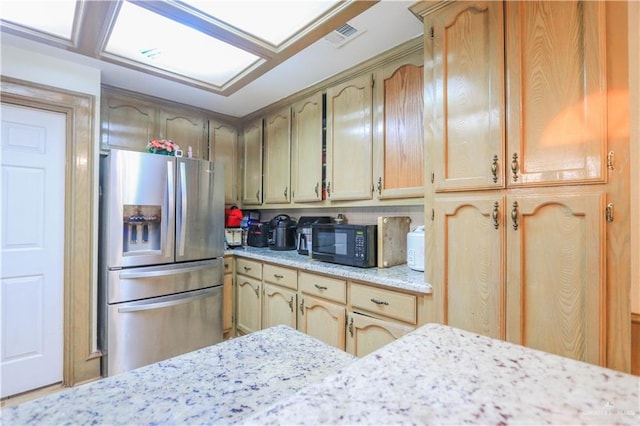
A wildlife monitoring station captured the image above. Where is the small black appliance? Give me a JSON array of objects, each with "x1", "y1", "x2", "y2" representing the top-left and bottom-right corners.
[
  {"x1": 247, "y1": 222, "x2": 270, "y2": 247},
  {"x1": 268, "y1": 214, "x2": 297, "y2": 251}
]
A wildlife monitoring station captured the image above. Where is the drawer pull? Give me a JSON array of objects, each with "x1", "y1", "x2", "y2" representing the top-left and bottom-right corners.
[
  {"x1": 314, "y1": 284, "x2": 328, "y2": 290},
  {"x1": 370, "y1": 298, "x2": 389, "y2": 306},
  {"x1": 274, "y1": 274, "x2": 284, "y2": 279},
  {"x1": 243, "y1": 266, "x2": 252, "y2": 272}
]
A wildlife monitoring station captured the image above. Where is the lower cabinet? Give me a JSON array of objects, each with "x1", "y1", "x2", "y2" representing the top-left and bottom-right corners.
[
  {"x1": 223, "y1": 256, "x2": 234, "y2": 338},
  {"x1": 235, "y1": 259, "x2": 262, "y2": 335},
  {"x1": 234, "y1": 258, "x2": 422, "y2": 355},
  {"x1": 346, "y1": 312, "x2": 414, "y2": 357}
]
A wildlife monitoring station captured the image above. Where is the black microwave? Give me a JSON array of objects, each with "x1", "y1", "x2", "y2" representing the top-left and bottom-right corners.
[{"x1": 311, "y1": 224, "x2": 377, "y2": 268}]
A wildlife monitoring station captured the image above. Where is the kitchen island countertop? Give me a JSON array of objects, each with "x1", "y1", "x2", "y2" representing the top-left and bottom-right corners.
[
  {"x1": 226, "y1": 246, "x2": 432, "y2": 294},
  {"x1": 2, "y1": 326, "x2": 355, "y2": 425}
]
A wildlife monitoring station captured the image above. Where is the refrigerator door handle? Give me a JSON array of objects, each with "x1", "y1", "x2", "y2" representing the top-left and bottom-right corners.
[
  {"x1": 118, "y1": 262, "x2": 219, "y2": 279},
  {"x1": 165, "y1": 160, "x2": 175, "y2": 258},
  {"x1": 177, "y1": 161, "x2": 187, "y2": 256},
  {"x1": 117, "y1": 287, "x2": 219, "y2": 313}
]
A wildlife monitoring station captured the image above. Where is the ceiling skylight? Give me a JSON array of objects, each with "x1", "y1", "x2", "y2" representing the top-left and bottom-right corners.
[
  {"x1": 105, "y1": 1, "x2": 261, "y2": 87},
  {"x1": 181, "y1": 1, "x2": 339, "y2": 46},
  {"x1": 0, "y1": 0, "x2": 377, "y2": 96}
]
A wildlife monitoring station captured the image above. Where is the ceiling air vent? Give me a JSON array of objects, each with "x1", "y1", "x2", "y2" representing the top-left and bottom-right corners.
[{"x1": 324, "y1": 23, "x2": 365, "y2": 48}]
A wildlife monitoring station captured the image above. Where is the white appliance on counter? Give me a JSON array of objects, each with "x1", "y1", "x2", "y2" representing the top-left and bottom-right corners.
[
  {"x1": 407, "y1": 226, "x2": 425, "y2": 271},
  {"x1": 99, "y1": 149, "x2": 225, "y2": 376}
]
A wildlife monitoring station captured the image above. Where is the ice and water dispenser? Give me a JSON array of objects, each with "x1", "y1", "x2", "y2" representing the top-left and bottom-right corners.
[{"x1": 122, "y1": 205, "x2": 162, "y2": 254}]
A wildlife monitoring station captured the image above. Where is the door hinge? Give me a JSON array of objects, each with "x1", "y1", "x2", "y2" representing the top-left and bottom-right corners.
[
  {"x1": 607, "y1": 151, "x2": 615, "y2": 170},
  {"x1": 606, "y1": 203, "x2": 614, "y2": 222}
]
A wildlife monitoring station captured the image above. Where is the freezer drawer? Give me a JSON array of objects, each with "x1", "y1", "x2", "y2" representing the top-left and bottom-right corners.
[
  {"x1": 107, "y1": 258, "x2": 223, "y2": 304},
  {"x1": 104, "y1": 286, "x2": 222, "y2": 376}
]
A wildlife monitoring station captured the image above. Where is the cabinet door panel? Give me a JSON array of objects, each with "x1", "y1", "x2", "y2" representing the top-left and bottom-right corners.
[
  {"x1": 292, "y1": 92, "x2": 323, "y2": 202},
  {"x1": 326, "y1": 74, "x2": 373, "y2": 201},
  {"x1": 506, "y1": 190, "x2": 605, "y2": 365},
  {"x1": 159, "y1": 108, "x2": 206, "y2": 159},
  {"x1": 263, "y1": 283, "x2": 297, "y2": 329},
  {"x1": 299, "y1": 295, "x2": 346, "y2": 350},
  {"x1": 346, "y1": 312, "x2": 414, "y2": 357},
  {"x1": 432, "y1": 1, "x2": 505, "y2": 191},
  {"x1": 223, "y1": 272, "x2": 233, "y2": 333},
  {"x1": 102, "y1": 93, "x2": 157, "y2": 151},
  {"x1": 236, "y1": 276, "x2": 261, "y2": 335},
  {"x1": 506, "y1": 1, "x2": 606, "y2": 186},
  {"x1": 264, "y1": 108, "x2": 291, "y2": 204},
  {"x1": 209, "y1": 121, "x2": 238, "y2": 204},
  {"x1": 375, "y1": 57, "x2": 424, "y2": 199},
  {"x1": 436, "y1": 194, "x2": 504, "y2": 339},
  {"x1": 241, "y1": 119, "x2": 263, "y2": 205}
]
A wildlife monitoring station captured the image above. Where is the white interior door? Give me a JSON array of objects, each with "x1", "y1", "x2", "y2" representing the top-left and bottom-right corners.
[{"x1": 1, "y1": 103, "x2": 66, "y2": 398}]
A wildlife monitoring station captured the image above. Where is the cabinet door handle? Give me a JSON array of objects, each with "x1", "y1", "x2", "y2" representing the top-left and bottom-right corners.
[
  {"x1": 284, "y1": 187, "x2": 288, "y2": 199},
  {"x1": 255, "y1": 189, "x2": 260, "y2": 201},
  {"x1": 511, "y1": 153, "x2": 519, "y2": 182},
  {"x1": 299, "y1": 298, "x2": 305, "y2": 315},
  {"x1": 314, "y1": 284, "x2": 328, "y2": 290},
  {"x1": 326, "y1": 182, "x2": 331, "y2": 198},
  {"x1": 511, "y1": 201, "x2": 519, "y2": 230},
  {"x1": 370, "y1": 298, "x2": 389, "y2": 306},
  {"x1": 273, "y1": 274, "x2": 284, "y2": 279},
  {"x1": 314, "y1": 182, "x2": 319, "y2": 197},
  {"x1": 348, "y1": 317, "x2": 354, "y2": 337},
  {"x1": 288, "y1": 296, "x2": 294, "y2": 312},
  {"x1": 491, "y1": 155, "x2": 499, "y2": 183},
  {"x1": 377, "y1": 177, "x2": 382, "y2": 195},
  {"x1": 492, "y1": 201, "x2": 499, "y2": 230}
]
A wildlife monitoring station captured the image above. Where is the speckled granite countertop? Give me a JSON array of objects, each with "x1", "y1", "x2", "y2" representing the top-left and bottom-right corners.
[
  {"x1": 2, "y1": 326, "x2": 355, "y2": 425},
  {"x1": 247, "y1": 324, "x2": 640, "y2": 425},
  {"x1": 226, "y1": 246, "x2": 432, "y2": 294}
]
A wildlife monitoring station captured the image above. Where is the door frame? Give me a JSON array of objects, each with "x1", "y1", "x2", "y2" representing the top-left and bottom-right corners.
[{"x1": 1, "y1": 76, "x2": 100, "y2": 386}]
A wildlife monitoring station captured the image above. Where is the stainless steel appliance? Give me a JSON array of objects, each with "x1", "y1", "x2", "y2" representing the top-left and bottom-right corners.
[
  {"x1": 99, "y1": 149, "x2": 224, "y2": 376},
  {"x1": 296, "y1": 216, "x2": 332, "y2": 255},
  {"x1": 311, "y1": 224, "x2": 377, "y2": 268},
  {"x1": 268, "y1": 214, "x2": 297, "y2": 251}
]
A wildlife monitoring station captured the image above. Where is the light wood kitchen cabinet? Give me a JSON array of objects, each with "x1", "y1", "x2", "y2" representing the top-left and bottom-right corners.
[
  {"x1": 101, "y1": 89, "x2": 157, "y2": 152},
  {"x1": 346, "y1": 312, "x2": 414, "y2": 357},
  {"x1": 263, "y1": 283, "x2": 297, "y2": 329},
  {"x1": 223, "y1": 256, "x2": 234, "y2": 338},
  {"x1": 299, "y1": 294, "x2": 346, "y2": 351},
  {"x1": 158, "y1": 105, "x2": 207, "y2": 160},
  {"x1": 263, "y1": 107, "x2": 292, "y2": 204},
  {"x1": 325, "y1": 73, "x2": 374, "y2": 201},
  {"x1": 413, "y1": 0, "x2": 620, "y2": 368},
  {"x1": 373, "y1": 51, "x2": 424, "y2": 199},
  {"x1": 241, "y1": 118, "x2": 263, "y2": 205},
  {"x1": 209, "y1": 120, "x2": 239, "y2": 204},
  {"x1": 298, "y1": 271, "x2": 347, "y2": 350},
  {"x1": 235, "y1": 259, "x2": 262, "y2": 335},
  {"x1": 350, "y1": 282, "x2": 417, "y2": 325},
  {"x1": 262, "y1": 263, "x2": 298, "y2": 329},
  {"x1": 291, "y1": 91, "x2": 324, "y2": 203}
]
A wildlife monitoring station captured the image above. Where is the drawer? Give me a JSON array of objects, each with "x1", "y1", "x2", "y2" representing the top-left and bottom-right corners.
[
  {"x1": 350, "y1": 282, "x2": 416, "y2": 324},
  {"x1": 299, "y1": 272, "x2": 346, "y2": 304},
  {"x1": 223, "y1": 256, "x2": 234, "y2": 275},
  {"x1": 236, "y1": 258, "x2": 262, "y2": 280},
  {"x1": 263, "y1": 263, "x2": 297, "y2": 290}
]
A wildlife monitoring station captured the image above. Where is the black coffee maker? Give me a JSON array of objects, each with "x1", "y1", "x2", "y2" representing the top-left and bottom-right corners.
[{"x1": 268, "y1": 214, "x2": 297, "y2": 250}]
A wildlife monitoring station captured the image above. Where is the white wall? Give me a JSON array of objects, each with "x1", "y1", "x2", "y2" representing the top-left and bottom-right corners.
[{"x1": 1, "y1": 44, "x2": 102, "y2": 350}]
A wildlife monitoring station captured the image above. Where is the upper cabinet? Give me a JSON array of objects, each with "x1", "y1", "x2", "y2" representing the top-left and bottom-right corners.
[
  {"x1": 101, "y1": 87, "x2": 209, "y2": 160},
  {"x1": 158, "y1": 106, "x2": 207, "y2": 160},
  {"x1": 209, "y1": 120, "x2": 239, "y2": 205},
  {"x1": 263, "y1": 107, "x2": 292, "y2": 204},
  {"x1": 241, "y1": 117, "x2": 264, "y2": 205},
  {"x1": 325, "y1": 74, "x2": 374, "y2": 201},
  {"x1": 373, "y1": 51, "x2": 425, "y2": 199},
  {"x1": 291, "y1": 91, "x2": 324, "y2": 203},
  {"x1": 505, "y1": 1, "x2": 606, "y2": 187}
]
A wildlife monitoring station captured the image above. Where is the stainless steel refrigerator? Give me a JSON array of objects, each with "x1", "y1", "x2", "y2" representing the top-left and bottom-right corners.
[{"x1": 98, "y1": 149, "x2": 224, "y2": 376}]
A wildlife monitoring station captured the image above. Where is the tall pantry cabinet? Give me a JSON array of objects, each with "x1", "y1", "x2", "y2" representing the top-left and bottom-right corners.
[{"x1": 411, "y1": 0, "x2": 630, "y2": 371}]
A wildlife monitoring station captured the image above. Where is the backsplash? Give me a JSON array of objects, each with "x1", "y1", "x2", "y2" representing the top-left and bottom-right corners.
[{"x1": 256, "y1": 206, "x2": 424, "y2": 231}]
